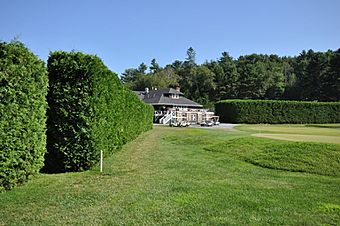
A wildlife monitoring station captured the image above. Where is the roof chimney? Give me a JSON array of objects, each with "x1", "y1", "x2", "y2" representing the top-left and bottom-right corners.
[
  {"x1": 145, "y1": 87, "x2": 149, "y2": 94},
  {"x1": 175, "y1": 86, "x2": 180, "y2": 92}
]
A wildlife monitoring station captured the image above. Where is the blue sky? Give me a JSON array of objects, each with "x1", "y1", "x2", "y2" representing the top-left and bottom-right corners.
[{"x1": 1, "y1": 0, "x2": 339, "y2": 75}]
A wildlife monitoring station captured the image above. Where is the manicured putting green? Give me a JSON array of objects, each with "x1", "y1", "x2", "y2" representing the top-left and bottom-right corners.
[
  {"x1": 237, "y1": 124, "x2": 340, "y2": 144},
  {"x1": 253, "y1": 133, "x2": 340, "y2": 144},
  {"x1": 238, "y1": 124, "x2": 340, "y2": 135}
]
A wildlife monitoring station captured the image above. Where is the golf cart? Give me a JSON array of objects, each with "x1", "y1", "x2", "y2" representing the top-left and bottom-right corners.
[
  {"x1": 169, "y1": 117, "x2": 190, "y2": 127},
  {"x1": 211, "y1": 116, "x2": 220, "y2": 125},
  {"x1": 200, "y1": 121, "x2": 213, "y2": 127}
]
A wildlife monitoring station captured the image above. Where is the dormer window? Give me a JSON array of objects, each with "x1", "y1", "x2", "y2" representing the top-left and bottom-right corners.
[{"x1": 171, "y1": 94, "x2": 179, "y2": 99}]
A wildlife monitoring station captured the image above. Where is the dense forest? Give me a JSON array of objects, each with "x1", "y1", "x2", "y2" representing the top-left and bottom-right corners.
[{"x1": 121, "y1": 47, "x2": 340, "y2": 108}]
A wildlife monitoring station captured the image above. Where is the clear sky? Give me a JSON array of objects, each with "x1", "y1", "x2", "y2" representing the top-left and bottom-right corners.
[{"x1": 1, "y1": 0, "x2": 339, "y2": 75}]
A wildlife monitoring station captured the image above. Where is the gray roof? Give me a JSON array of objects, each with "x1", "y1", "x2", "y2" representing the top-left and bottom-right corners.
[{"x1": 135, "y1": 88, "x2": 203, "y2": 108}]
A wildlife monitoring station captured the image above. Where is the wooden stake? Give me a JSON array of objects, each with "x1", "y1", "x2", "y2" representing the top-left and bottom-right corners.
[{"x1": 100, "y1": 150, "x2": 103, "y2": 173}]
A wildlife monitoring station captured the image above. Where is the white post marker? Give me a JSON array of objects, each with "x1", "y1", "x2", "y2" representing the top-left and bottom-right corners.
[{"x1": 100, "y1": 150, "x2": 103, "y2": 173}]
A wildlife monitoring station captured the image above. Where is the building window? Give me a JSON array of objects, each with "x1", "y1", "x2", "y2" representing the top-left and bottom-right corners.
[{"x1": 171, "y1": 94, "x2": 179, "y2": 99}]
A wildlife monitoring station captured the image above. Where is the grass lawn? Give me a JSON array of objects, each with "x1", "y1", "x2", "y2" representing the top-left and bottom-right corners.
[{"x1": 0, "y1": 125, "x2": 340, "y2": 225}]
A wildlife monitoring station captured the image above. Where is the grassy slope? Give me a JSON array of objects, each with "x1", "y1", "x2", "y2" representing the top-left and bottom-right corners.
[
  {"x1": 0, "y1": 126, "x2": 339, "y2": 225},
  {"x1": 205, "y1": 137, "x2": 340, "y2": 176}
]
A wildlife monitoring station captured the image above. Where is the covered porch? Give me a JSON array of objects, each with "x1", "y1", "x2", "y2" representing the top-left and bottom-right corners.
[{"x1": 154, "y1": 105, "x2": 215, "y2": 125}]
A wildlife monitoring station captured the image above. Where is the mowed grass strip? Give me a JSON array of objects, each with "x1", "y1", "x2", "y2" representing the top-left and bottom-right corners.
[{"x1": 0, "y1": 126, "x2": 339, "y2": 225}]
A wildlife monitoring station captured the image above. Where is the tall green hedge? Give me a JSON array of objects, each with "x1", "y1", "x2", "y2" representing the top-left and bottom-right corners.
[
  {"x1": 44, "y1": 51, "x2": 153, "y2": 173},
  {"x1": 215, "y1": 99, "x2": 340, "y2": 124},
  {"x1": 0, "y1": 41, "x2": 48, "y2": 191}
]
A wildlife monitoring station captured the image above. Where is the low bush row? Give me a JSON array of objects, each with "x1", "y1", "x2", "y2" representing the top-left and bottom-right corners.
[{"x1": 215, "y1": 99, "x2": 340, "y2": 123}]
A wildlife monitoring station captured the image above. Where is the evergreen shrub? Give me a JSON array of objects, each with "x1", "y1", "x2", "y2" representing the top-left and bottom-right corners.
[
  {"x1": 44, "y1": 51, "x2": 153, "y2": 173},
  {"x1": 0, "y1": 41, "x2": 48, "y2": 190}
]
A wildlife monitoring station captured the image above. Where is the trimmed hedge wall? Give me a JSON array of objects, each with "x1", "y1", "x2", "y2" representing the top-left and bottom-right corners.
[
  {"x1": 44, "y1": 51, "x2": 153, "y2": 173},
  {"x1": 0, "y1": 41, "x2": 48, "y2": 191},
  {"x1": 215, "y1": 99, "x2": 340, "y2": 124}
]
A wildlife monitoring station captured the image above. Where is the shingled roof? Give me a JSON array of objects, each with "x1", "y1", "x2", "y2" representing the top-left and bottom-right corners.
[{"x1": 135, "y1": 88, "x2": 203, "y2": 108}]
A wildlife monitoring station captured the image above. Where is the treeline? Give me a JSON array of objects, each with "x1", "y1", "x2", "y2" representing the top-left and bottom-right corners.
[
  {"x1": 1, "y1": 41, "x2": 153, "y2": 191},
  {"x1": 121, "y1": 47, "x2": 340, "y2": 108}
]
